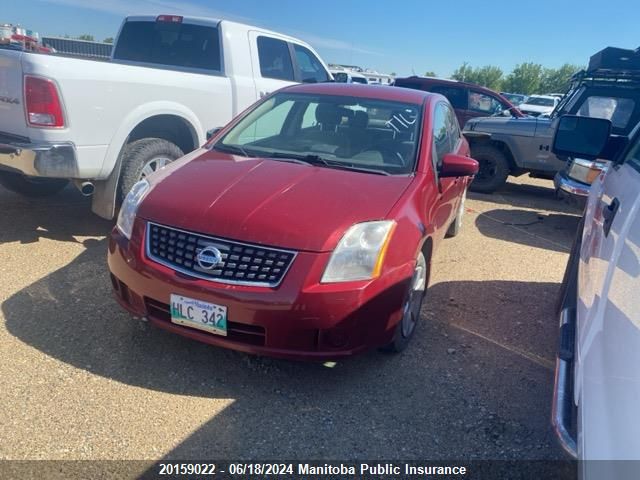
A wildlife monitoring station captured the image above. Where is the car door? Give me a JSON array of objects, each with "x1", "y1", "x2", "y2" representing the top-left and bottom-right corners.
[
  {"x1": 431, "y1": 102, "x2": 464, "y2": 233},
  {"x1": 576, "y1": 125, "x2": 640, "y2": 461},
  {"x1": 249, "y1": 33, "x2": 297, "y2": 99}
]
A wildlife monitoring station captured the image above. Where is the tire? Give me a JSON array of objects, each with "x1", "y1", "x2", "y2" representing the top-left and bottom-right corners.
[
  {"x1": 382, "y1": 251, "x2": 429, "y2": 353},
  {"x1": 469, "y1": 144, "x2": 510, "y2": 193},
  {"x1": 446, "y1": 188, "x2": 467, "y2": 238},
  {"x1": 117, "y1": 138, "x2": 184, "y2": 201},
  {"x1": 0, "y1": 171, "x2": 68, "y2": 197}
]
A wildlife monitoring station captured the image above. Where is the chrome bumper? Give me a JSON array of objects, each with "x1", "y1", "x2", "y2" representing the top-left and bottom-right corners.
[
  {"x1": 554, "y1": 171, "x2": 590, "y2": 198},
  {"x1": 552, "y1": 305, "x2": 578, "y2": 459},
  {"x1": 0, "y1": 140, "x2": 78, "y2": 178}
]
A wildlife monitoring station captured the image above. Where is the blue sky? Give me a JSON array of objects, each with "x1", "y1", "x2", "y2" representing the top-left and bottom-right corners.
[{"x1": 5, "y1": 0, "x2": 639, "y2": 77}]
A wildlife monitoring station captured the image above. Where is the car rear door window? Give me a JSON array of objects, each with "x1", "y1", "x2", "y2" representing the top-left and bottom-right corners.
[
  {"x1": 113, "y1": 21, "x2": 221, "y2": 71},
  {"x1": 257, "y1": 36, "x2": 294, "y2": 81},
  {"x1": 293, "y1": 44, "x2": 329, "y2": 83},
  {"x1": 430, "y1": 86, "x2": 467, "y2": 110}
]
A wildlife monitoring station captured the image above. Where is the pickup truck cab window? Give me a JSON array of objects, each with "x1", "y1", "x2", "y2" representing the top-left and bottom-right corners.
[
  {"x1": 257, "y1": 36, "x2": 294, "y2": 81},
  {"x1": 293, "y1": 44, "x2": 329, "y2": 83},
  {"x1": 113, "y1": 21, "x2": 221, "y2": 71}
]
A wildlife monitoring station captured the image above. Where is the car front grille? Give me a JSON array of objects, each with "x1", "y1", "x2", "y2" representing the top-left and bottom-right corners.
[{"x1": 146, "y1": 222, "x2": 296, "y2": 287}]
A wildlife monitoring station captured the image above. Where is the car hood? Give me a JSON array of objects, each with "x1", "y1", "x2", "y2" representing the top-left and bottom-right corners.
[
  {"x1": 465, "y1": 115, "x2": 550, "y2": 137},
  {"x1": 138, "y1": 151, "x2": 413, "y2": 252},
  {"x1": 519, "y1": 104, "x2": 553, "y2": 113}
]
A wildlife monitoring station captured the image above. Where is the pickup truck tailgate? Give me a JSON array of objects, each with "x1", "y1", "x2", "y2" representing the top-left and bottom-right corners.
[{"x1": 0, "y1": 50, "x2": 28, "y2": 139}]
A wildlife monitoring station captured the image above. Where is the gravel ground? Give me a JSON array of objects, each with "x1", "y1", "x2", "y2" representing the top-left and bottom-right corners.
[{"x1": 0, "y1": 176, "x2": 580, "y2": 476}]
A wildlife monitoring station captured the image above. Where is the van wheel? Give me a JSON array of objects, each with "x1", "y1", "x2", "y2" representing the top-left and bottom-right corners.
[
  {"x1": 118, "y1": 138, "x2": 184, "y2": 201},
  {"x1": 382, "y1": 251, "x2": 428, "y2": 353},
  {"x1": 446, "y1": 188, "x2": 467, "y2": 238},
  {"x1": 469, "y1": 145, "x2": 510, "y2": 193},
  {"x1": 0, "y1": 171, "x2": 68, "y2": 197}
]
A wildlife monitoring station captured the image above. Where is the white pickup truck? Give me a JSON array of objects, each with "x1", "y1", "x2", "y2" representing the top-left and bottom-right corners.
[
  {"x1": 0, "y1": 14, "x2": 331, "y2": 218},
  {"x1": 553, "y1": 114, "x2": 640, "y2": 478}
]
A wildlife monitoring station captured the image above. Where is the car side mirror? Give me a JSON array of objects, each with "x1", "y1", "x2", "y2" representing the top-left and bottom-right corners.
[
  {"x1": 440, "y1": 153, "x2": 479, "y2": 178},
  {"x1": 552, "y1": 115, "x2": 612, "y2": 160},
  {"x1": 206, "y1": 127, "x2": 223, "y2": 140}
]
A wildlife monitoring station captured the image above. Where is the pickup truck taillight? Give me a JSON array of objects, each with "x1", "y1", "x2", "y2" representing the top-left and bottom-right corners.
[{"x1": 24, "y1": 75, "x2": 65, "y2": 128}]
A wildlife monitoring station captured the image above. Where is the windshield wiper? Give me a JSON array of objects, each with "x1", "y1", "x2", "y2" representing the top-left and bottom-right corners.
[
  {"x1": 265, "y1": 152, "x2": 390, "y2": 175},
  {"x1": 265, "y1": 152, "x2": 331, "y2": 166},
  {"x1": 212, "y1": 143, "x2": 255, "y2": 157}
]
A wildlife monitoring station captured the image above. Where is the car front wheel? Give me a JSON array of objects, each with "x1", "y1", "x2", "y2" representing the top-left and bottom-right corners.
[{"x1": 382, "y1": 251, "x2": 428, "y2": 353}]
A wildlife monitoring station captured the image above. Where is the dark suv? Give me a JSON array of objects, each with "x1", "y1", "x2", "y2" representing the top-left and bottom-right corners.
[{"x1": 394, "y1": 76, "x2": 522, "y2": 127}]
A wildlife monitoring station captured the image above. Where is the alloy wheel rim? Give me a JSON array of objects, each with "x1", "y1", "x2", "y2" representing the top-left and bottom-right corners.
[
  {"x1": 401, "y1": 254, "x2": 427, "y2": 338},
  {"x1": 139, "y1": 157, "x2": 171, "y2": 180}
]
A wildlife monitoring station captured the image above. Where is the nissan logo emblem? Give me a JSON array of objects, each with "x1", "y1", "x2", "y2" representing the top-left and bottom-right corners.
[{"x1": 196, "y1": 246, "x2": 223, "y2": 270}]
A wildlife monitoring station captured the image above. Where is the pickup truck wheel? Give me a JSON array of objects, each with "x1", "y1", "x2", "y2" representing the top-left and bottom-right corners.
[
  {"x1": 446, "y1": 188, "x2": 467, "y2": 238},
  {"x1": 118, "y1": 138, "x2": 184, "y2": 200},
  {"x1": 0, "y1": 171, "x2": 68, "y2": 197},
  {"x1": 381, "y1": 251, "x2": 428, "y2": 353},
  {"x1": 469, "y1": 145, "x2": 510, "y2": 193}
]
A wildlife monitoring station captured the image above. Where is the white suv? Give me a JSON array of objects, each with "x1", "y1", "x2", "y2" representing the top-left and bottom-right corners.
[
  {"x1": 553, "y1": 115, "x2": 640, "y2": 478},
  {"x1": 518, "y1": 94, "x2": 560, "y2": 116}
]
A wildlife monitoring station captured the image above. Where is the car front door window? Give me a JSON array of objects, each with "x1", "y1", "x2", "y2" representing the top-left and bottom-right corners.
[
  {"x1": 468, "y1": 91, "x2": 501, "y2": 115},
  {"x1": 293, "y1": 44, "x2": 329, "y2": 83}
]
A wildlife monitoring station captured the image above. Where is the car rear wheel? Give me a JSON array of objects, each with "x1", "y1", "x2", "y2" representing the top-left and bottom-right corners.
[
  {"x1": 469, "y1": 145, "x2": 510, "y2": 193},
  {"x1": 382, "y1": 251, "x2": 428, "y2": 353},
  {"x1": 0, "y1": 171, "x2": 68, "y2": 197},
  {"x1": 118, "y1": 138, "x2": 184, "y2": 201}
]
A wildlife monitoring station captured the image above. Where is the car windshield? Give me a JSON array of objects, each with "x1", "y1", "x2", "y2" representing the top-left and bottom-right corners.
[
  {"x1": 215, "y1": 92, "x2": 422, "y2": 175},
  {"x1": 525, "y1": 96, "x2": 555, "y2": 106}
]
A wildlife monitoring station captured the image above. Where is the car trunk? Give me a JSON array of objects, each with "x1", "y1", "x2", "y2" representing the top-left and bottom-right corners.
[{"x1": 0, "y1": 50, "x2": 29, "y2": 139}]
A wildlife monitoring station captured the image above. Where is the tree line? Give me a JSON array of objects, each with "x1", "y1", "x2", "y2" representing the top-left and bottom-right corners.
[{"x1": 425, "y1": 63, "x2": 584, "y2": 95}]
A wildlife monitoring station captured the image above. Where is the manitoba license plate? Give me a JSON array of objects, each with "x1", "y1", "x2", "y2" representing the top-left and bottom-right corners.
[{"x1": 170, "y1": 294, "x2": 227, "y2": 336}]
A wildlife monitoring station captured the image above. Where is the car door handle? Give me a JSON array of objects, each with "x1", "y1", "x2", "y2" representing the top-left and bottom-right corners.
[
  {"x1": 539, "y1": 144, "x2": 550, "y2": 151},
  {"x1": 602, "y1": 197, "x2": 619, "y2": 237}
]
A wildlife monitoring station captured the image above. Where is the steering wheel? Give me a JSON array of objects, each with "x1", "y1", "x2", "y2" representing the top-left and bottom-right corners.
[{"x1": 371, "y1": 142, "x2": 405, "y2": 166}]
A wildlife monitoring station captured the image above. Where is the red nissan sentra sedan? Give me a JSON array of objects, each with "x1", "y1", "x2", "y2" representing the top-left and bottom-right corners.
[{"x1": 108, "y1": 83, "x2": 478, "y2": 360}]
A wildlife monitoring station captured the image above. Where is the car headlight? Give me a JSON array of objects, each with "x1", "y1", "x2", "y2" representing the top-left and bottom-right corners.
[
  {"x1": 321, "y1": 221, "x2": 396, "y2": 283},
  {"x1": 116, "y1": 179, "x2": 150, "y2": 240},
  {"x1": 568, "y1": 158, "x2": 609, "y2": 185}
]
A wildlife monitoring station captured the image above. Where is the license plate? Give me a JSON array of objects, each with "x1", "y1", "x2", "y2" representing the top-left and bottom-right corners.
[{"x1": 170, "y1": 294, "x2": 227, "y2": 336}]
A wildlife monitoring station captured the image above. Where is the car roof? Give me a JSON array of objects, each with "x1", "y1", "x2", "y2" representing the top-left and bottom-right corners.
[
  {"x1": 527, "y1": 94, "x2": 556, "y2": 99},
  {"x1": 395, "y1": 75, "x2": 497, "y2": 92},
  {"x1": 281, "y1": 82, "x2": 431, "y2": 105}
]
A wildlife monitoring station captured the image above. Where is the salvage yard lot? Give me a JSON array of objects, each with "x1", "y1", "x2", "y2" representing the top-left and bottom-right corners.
[{"x1": 0, "y1": 177, "x2": 579, "y2": 462}]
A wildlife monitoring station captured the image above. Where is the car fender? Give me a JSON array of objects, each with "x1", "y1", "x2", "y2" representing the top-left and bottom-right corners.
[
  {"x1": 99, "y1": 101, "x2": 205, "y2": 179},
  {"x1": 91, "y1": 102, "x2": 204, "y2": 219}
]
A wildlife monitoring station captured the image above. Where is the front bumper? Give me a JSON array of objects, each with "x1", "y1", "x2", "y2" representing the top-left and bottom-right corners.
[
  {"x1": 0, "y1": 136, "x2": 78, "y2": 178},
  {"x1": 554, "y1": 171, "x2": 590, "y2": 198},
  {"x1": 107, "y1": 224, "x2": 412, "y2": 361}
]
